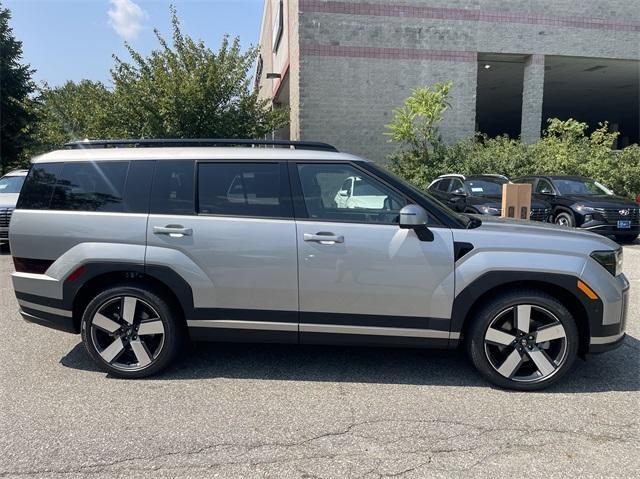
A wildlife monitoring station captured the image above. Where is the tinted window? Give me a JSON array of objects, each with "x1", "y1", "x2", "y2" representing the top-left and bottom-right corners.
[
  {"x1": 536, "y1": 179, "x2": 554, "y2": 194},
  {"x1": 198, "y1": 162, "x2": 290, "y2": 218},
  {"x1": 436, "y1": 179, "x2": 451, "y2": 192},
  {"x1": 0, "y1": 175, "x2": 26, "y2": 194},
  {"x1": 553, "y1": 179, "x2": 612, "y2": 196},
  {"x1": 449, "y1": 179, "x2": 464, "y2": 193},
  {"x1": 50, "y1": 162, "x2": 128, "y2": 212},
  {"x1": 123, "y1": 161, "x2": 154, "y2": 213},
  {"x1": 150, "y1": 160, "x2": 195, "y2": 215},
  {"x1": 16, "y1": 163, "x2": 63, "y2": 209},
  {"x1": 296, "y1": 163, "x2": 405, "y2": 223},
  {"x1": 465, "y1": 179, "x2": 504, "y2": 196}
]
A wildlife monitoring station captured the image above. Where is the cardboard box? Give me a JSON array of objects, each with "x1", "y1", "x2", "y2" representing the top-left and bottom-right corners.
[{"x1": 501, "y1": 183, "x2": 532, "y2": 220}]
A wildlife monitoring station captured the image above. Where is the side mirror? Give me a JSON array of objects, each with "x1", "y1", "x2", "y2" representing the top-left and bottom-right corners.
[
  {"x1": 452, "y1": 188, "x2": 466, "y2": 196},
  {"x1": 399, "y1": 204, "x2": 434, "y2": 241},
  {"x1": 338, "y1": 190, "x2": 349, "y2": 197}
]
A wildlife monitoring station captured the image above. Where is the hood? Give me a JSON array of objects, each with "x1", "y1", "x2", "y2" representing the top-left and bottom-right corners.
[
  {"x1": 467, "y1": 195, "x2": 550, "y2": 210},
  {"x1": 466, "y1": 196, "x2": 501, "y2": 209},
  {"x1": 564, "y1": 194, "x2": 638, "y2": 209},
  {"x1": 0, "y1": 193, "x2": 19, "y2": 208},
  {"x1": 454, "y1": 215, "x2": 619, "y2": 256}
]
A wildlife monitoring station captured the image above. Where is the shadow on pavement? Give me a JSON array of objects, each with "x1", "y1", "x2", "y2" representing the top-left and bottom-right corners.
[{"x1": 60, "y1": 334, "x2": 640, "y2": 393}]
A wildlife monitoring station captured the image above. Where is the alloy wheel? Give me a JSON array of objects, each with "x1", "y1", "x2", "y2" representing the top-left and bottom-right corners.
[
  {"x1": 483, "y1": 304, "x2": 568, "y2": 383},
  {"x1": 89, "y1": 296, "x2": 165, "y2": 372}
]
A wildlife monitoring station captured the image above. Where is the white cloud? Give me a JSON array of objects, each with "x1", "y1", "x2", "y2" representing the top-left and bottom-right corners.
[{"x1": 108, "y1": 0, "x2": 147, "y2": 40}]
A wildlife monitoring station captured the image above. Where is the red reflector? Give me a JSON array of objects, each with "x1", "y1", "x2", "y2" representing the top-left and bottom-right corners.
[
  {"x1": 66, "y1": 266, "x2": 86, "y2": 283},
  {"x1": 13, "y1": 257, "x2": 54, "y2": 274}
]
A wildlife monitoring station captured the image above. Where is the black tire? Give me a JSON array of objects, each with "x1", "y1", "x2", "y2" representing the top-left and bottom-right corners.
[
  {"x1": 554, "y1": 211, "x2": 575, "y2": 228},
  {"x1": 615, "y1": 234, "x2": 638, "y2": 244},
  {"x1": 466, "y1": 289, "x2": 579, "y2": 391},
  {"x1": 81, "y1": 283, "x2": 184, "y2": 378}
]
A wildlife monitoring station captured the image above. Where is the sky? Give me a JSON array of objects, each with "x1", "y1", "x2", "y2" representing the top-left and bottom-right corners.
[{"x1": 4, "y1": 0, "x2": 265, "y2": 87}]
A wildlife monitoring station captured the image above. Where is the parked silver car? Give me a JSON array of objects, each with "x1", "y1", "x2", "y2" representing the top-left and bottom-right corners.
[
  {"x1": 0, "y1": 169, "x2": 28, "y2": 242},
  {"x1": 9, "y1": 140, "x2": 629, "y2": 390}
]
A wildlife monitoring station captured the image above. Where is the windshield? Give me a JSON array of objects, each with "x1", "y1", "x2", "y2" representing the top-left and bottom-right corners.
[
  {"x1": 366, "y1": 163, "x2": 473, "y2": 228},
  {"x1": 0, "y1": 175, "x2": 25, "y2": 194},
  {"x1": 464, "y1": 178, "x2": 505, "y2": 196},
  {"x1": 554, "y1": 179, "x2": 613, "y2": 196}
]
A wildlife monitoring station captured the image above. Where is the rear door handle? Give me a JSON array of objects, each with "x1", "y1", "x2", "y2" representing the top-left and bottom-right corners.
[
  {"x1": 303, "y1": 232, "x2": 344, "y2": 244},
  {"x1": 153, "y1": 225, "x2": 193, "y2": 237}
]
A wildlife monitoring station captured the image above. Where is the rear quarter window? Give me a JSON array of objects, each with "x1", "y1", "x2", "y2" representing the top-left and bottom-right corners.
[
  {"x1": 16, "y1": 163, "x2": 63, "y2": 209},
  {"x1": 51, "y1": 161, "x2": 129, "y2": 212},
  {"x1": 17, "y1": 161, "x2": 153, "y2": 213}
]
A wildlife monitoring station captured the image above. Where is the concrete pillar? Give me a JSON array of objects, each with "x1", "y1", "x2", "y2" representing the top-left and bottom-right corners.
[{"x1": 520, "y1": 54, "x2": 545, "y2": 144}]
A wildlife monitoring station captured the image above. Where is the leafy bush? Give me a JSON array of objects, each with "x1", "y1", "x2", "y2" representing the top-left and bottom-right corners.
[{"x1": 386, "y1": 88, "x2": 640, "y2": 199}]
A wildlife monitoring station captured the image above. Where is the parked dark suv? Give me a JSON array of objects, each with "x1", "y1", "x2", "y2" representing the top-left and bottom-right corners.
[
  {"x1": 514, "y1": 175, "x2": 640, "y2": 243},
  {"x1": 427, "y1": 174, "x2": 551, "y2": 222}
]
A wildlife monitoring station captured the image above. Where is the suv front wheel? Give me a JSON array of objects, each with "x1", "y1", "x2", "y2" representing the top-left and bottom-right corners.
[
  {"x1": 466, "y1": 290, "x2": 578, "y2": 391},
  {"x1": 80, "y1": 284, "x2": 183, "y2": 378}
]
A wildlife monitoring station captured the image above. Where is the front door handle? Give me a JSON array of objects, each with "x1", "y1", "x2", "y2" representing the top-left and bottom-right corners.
[
  {"x1": 303, "y1": 232, "x2": 344, "y2": 244},
  {"x1": 153, "y1": 225, "x2": 193, "y2": 237}
]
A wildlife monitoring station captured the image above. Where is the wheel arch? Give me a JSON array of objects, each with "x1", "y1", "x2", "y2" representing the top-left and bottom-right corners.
[
  {"x1": 452, "y1": 272, "x2": 601, "y2": 355},
  {"x1": 553, "y1": 206, "x2": 575, "y2": 220},
  {"x1": 69, "y1": 263, "x2": 194, "y2": 332}
]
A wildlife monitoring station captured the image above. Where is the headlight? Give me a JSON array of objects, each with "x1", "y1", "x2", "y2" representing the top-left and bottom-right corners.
[
  {"x1": 479, "y1": 206, "x2": 500, "y2": 215},
  {"x1": 575, "y1": 205, "x2": 603, "y2": 214},
  {"x1": 590, "y1": 249, "x2": 623, "y2": 276}
]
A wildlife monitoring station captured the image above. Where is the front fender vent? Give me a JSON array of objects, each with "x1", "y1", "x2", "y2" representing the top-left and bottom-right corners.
[{"x1": 454, "y1": 242, "x2": 474, "y2": 262}]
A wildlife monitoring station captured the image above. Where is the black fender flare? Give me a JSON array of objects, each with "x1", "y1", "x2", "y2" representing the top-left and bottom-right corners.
[{"x1": 450, "y1": 271, "x2": 605, "y2": 342}]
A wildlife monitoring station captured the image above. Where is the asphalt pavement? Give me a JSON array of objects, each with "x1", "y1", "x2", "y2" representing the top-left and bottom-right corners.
[{"x1": 0, "y1": 242, "x2": 638, "y2": 478}]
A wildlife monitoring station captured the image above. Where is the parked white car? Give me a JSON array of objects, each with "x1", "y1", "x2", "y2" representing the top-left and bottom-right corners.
[
  {"x1": 334, "y1": 175, "x2": 389, "y2": 209},
  {"x1": 0, "y1": 169, "x2": 28, "y2": 242}
]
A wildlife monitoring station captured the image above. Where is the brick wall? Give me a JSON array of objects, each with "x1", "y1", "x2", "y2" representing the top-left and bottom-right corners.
[{"x1": 293, "y1": 0, "x2": 640, "y2": 162}]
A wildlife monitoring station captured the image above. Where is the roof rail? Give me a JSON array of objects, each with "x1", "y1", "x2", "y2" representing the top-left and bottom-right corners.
[{"x1": 63, "y1": 138, "x2": 339, "y2": 152}]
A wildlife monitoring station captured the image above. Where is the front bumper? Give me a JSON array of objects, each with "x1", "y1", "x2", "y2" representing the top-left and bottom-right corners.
[
  {"x1": 587, "y1": 280, "x2": 629, "y2": 353},
  {"x1": 589, "y1": 332, "x2": 626, "y2": 353},
  {"x1": 579, "y1": 219, "x2": 640, "y2": 237}
]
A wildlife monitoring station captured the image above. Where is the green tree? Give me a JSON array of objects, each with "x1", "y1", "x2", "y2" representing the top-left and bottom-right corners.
[
  {"x1": 0, "y1": 3, "x2": 37, "y2": 173},
  {"x1": 29, "y1": 6, "x2": 288, "y2": 155},
  {"x1": 385, "y1": 82, "x2": 453, "y2": 188},
  {"x1": 29, "y1": 80, "x2": 116, "y2": 154}
]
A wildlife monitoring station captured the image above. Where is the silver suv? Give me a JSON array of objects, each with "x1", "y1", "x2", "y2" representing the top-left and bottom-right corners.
[{"x1": 9, "y1": 140, "x2": 629, "y2": 390}]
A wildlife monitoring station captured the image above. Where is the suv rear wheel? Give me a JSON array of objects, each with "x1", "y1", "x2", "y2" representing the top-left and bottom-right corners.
[
  {"x1": 466, "y1": 290, "x2": 578, "y2": 391},
  {"x1": 80, "y1": 284, "x2": 183, "y2": 378}
]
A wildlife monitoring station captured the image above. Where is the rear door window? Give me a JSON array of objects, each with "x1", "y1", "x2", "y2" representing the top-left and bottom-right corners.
[
  {"x1": 150, "y1": 160, "x2": 195, "y2": 215},
  {"x1": 197, "y1": 162, "x2": 292, "y2": 218}
]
